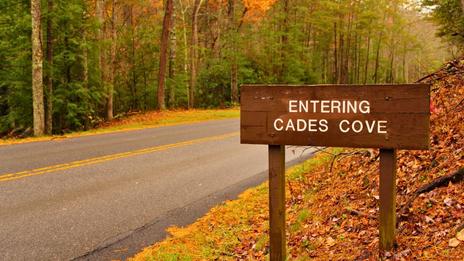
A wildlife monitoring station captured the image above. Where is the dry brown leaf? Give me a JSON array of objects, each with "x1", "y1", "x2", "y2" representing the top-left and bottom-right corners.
[
  {"x1": 448, "y1": 238, "x2": 461, "y2": 248},
  {"x1": 326, "y1": 236, "x2": 336, "y2": 247},
  {"x1": 457, "y1": 229, "x2": 464, "y2": 242}
]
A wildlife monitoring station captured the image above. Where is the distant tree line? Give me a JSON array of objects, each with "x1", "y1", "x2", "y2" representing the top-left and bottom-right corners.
[
  {"x1": 0, "y1": 0, "x2": 450, "y2": 136},
  {"x1": 423, "y1": 0, "x2": 464, "y2": 53}
]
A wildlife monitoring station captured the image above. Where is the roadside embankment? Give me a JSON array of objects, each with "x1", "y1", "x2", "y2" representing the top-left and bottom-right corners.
[
  {"x1": 131, "y1": 59, "x2": 463, "y2": 260},
  {"x1": 0, "y1": 109, "x2": 239, "y2": 146}
]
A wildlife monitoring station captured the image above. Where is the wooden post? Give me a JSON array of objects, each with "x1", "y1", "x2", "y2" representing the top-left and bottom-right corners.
[
  {"x1": 268, "y1": 145, "x2": 286, "y2": 261},
  {"x1": 379, "y1": 149, "x2": 397, "y2": 251}
]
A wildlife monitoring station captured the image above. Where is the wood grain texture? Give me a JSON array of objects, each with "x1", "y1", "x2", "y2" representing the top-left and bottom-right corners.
[
  {"x1": 379, "y1": 149, "x2": 397, "y2": 251},
  {"x1": 241, "y1": 84, "x2": 430, "y2": 149},
  {"x1": 268, "y1": 145, "x2": 286, "y2": 261}
]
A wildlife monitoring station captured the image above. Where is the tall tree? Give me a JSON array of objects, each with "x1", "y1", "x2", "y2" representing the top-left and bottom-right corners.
[
  {"x1": 107, "y1": 0, "x2": 116, "y2": 120},
  {"x1": 158, "y1": 0, "x2": 174, "y2": 110},
  {"x1": 280, "y1": 0, "x2": 289, "y2": 82},
  {"x1": 168, "y1": 8, "x2": 177, "y2": 108},
  {"x1": 31, "y1": 0, "x2": 45, "y2": 136},
  {"x1": 96, "y1": 0, "x2": 110, "y2": 119},
  {"x1": 0, "y1": 0, "x2": 451, "y2": 136},
  {"x1": 96, "y1": 0, "x2": 105, "y2": 80},
  {"x1": 45, "y1": 0, "x2": 53, "y2": 134},
  {"x1": 189, "y1": 0, "x2": 203, "y2": 109},
  {"x1": 228, "y1": 0, "x2": 238, "y2": 104},
  {"x1": 178, "y1": 0, "x2": 189, "y2": 104}
]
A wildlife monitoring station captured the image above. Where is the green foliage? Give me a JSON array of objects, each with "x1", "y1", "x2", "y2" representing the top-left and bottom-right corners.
[
  {"x1": 197, "y1": 60, "x2": 230, "y2": 108},
  {"x1": 0, "y1": 0, "x2": 450, "y2": 136},
  {"x1": 0, "y1": 0, "x2": 33, "y2": 133},
  {"x1": 423, "y1": 0, "x2": 464, "y2": 49}
]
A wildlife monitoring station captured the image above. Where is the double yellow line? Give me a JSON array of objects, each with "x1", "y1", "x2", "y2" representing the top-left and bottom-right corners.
[{"x1": 0, "y1": 132, "x2": 239, "y2": 183}]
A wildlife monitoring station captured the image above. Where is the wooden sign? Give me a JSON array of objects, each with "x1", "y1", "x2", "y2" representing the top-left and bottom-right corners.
[
  {"x1": 240, "y1": 84, "x2": 430, "y2": 261},
  {"x1": 241, "y1": 84, "x2": 430, "y2": 150}
]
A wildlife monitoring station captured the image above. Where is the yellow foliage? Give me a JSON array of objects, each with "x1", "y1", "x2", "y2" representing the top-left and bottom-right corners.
[{"x1": 243, "y1": 0, "x2": 277, "y2": 21}]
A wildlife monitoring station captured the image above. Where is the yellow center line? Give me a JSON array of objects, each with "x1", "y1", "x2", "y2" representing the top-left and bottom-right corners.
[{"x1": 0, "y1": 132, "x2": 239, "y2": 183}]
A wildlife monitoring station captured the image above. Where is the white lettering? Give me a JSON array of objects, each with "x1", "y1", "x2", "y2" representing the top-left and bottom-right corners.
[
  {"x1": 378, "y1": 121, "x2": 388, "y2": 134},
  {"x1": 319, "y1": 119, "x2": 329, "y2": 132},
  {"x1": 289, "y1": 100, "x2": 298, "y2": 113},
  {"x1": 274, "y1": 119, "x2": 284, "y2": 131},
  {"x1": 366, "y1": 120, "x2": 376, "y2": 133},
  {"x1": 339, "y1": 120, "x2": 350, "y2": 133},
  {"x1": 359, "y1": 101, "x2": 371, "y2": 114},
  {"x1": 331, "y1": 101, "x2": 341, "y2": 113},
  {"x1": 310, "y1": 100, "x2": 320, "y2": 113},
  {"x1": 352, "y1": 120, "x2": 363, "y2": 133},
  {"x1": 320, "y1": 100, "x2": 331, "y2": 113},
  {"x1": 347, "y1": 101, "x2": 357, "y2": 113},
  {"x1": 288, "y1": 100, "x2": 373, "y2": 114},
  {"x1": 299, "y1": 101, "x2": 309, "y2": 113},
  {"x1": 286, "y1": 120, "x2": 296, "y2": 131},
  {"x1": 308, "y1": 119, "x2": 318, "y2": 132},
  {"x1": 297, "y1": 119, "x2": 307, "y2": 132}
]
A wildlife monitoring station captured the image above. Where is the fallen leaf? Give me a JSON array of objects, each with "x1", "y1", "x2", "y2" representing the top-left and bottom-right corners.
[
  {"x1": 425, "y1": 216, "x2": 434, "y2": 223},
  {"x1": 444, "y1": 198, "x2": 453, "y2": 207},
  {"x1": 326, "y1": 236, "x2": 336, "y2": 247},
  {"x1": 449, "y1": 238, "x2": 461, "y2": 248},
  {"x1": 457, "y1": 229, "x2": 464, "y2": 242}
]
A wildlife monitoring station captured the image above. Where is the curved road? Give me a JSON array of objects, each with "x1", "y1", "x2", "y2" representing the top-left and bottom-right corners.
[{"x1": 0, "y1": 119, "x2": 313, "y2": 260}]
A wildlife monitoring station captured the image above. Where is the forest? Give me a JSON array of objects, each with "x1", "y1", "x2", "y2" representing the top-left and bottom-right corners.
[{"x1": 0, "y1": 0, "x2": 458, "y2": 136}]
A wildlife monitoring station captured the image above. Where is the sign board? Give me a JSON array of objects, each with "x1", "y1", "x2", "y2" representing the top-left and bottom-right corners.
[
  {"x1": 240, "y1": 84, "x2": 430, "y2": 260},
  {"x1": 241, "y1": 84, "x2": 430, "y2": 150}
]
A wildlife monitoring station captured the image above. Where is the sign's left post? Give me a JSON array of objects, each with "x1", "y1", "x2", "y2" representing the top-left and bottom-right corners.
[{"x1": 268, "y1": 145, "x2": 286, "y2": 261}]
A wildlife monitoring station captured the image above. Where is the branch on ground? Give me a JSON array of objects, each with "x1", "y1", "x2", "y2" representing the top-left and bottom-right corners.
[
  {"x1": 398, "y1": 168, "x2": 464, "y2": 223},
  {"x1": 330, "y1": 149, "x2": 375, "y2": 172},
  {"x1": 345, "y1": 207, "x2": 376, "y2": 220}
]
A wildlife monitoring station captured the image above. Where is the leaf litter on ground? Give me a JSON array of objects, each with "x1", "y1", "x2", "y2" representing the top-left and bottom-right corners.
[{"x1": 131, "y1": 59, "x2": 464, "y2": 260}]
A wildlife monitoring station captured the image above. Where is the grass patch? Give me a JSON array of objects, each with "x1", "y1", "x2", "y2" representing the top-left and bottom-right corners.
[{"x1": 0, "y1": 109, "x2": 239, "y2": 146}]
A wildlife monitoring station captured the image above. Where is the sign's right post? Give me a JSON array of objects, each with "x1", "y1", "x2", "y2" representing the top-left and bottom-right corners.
[{"x1": 379, "y1": 149, "x2": 397, "y2": 251}]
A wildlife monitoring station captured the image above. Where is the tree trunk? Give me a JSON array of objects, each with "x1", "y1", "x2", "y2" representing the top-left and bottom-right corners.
[
  {"x1": 402, "y1": 42, "x2": 408, "y2": 83},
  {"x1": 228, "y1": 0, "x2": 238, "y2": 104},
  {"x1": 96, "y1": 0, "x2": 105, "y2": 87},
  {"x1": 127, "y1": 5, "x2": 138, "y2": 110},
  {"x1": 279, "y1": 0, "x2": 289, "y2": 82},
  {"x1": 179, "y1": 0, "x2": 189, "y2": 106},
  {"x1": 355, "y1": 33, "x2": 361, "y2": 83},
  {"x1": 343, "y1": 12, "x2": 352, "y2": 84},
  {"x1": 83, "y1": 34, "x2": 89, "y2": 89},
  {"x1": 168, "y1": 9, "x2": 177, "y2": 108},
  {"x1": 45, "y1": 0, "x2": 53, "y2": 135},
  {"x1": 363, "y1": 29, "x2": 371, "y2": 84},
  {"x1": 333, "y1": 22, "x2": 338, "y2": 83},
  {"x1": 338, "y1": 30, "x2": 344, "y2": 84},
  {"x1": 31, "y1": 0, "x2": 45, "y2": 136},
  {"x1": 158, "y1": 0, "x2": 174, "y2": 110},
  {"x1": 461, "y1": 0, "x2": 464, "y2": 13},
  {"x1": 373, "y1": 33, "x2": 382, "y2": 84},
  {"x1": 107, "y1": 0, "x2": 116, "y2": 120},
  {"x1": 189, "y1": 0, "x2": 203, "y2": 109}
]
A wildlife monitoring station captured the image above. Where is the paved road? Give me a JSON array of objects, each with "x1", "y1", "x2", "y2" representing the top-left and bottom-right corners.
[{"x1": 0, "y1": 119, "x2": 314, "y2": 260}]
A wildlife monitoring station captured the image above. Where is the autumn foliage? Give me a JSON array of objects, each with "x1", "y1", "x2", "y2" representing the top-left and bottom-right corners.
[
  {"x1": 242, "y1": 0, "x2": 276, "y2": 21},
  {"x1": 132, "y1": 58, "x2": 463, "y2": 260}
]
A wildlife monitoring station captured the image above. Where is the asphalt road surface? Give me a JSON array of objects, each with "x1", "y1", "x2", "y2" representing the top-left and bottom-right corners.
[{"x1": 0, "y1": 119, "x2": 314, "y2": 260}]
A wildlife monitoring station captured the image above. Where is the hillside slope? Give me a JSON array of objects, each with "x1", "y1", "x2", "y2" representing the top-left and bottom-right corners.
[{"x1": 132, "y1": 59, "x2": 464, "y2": 260}]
